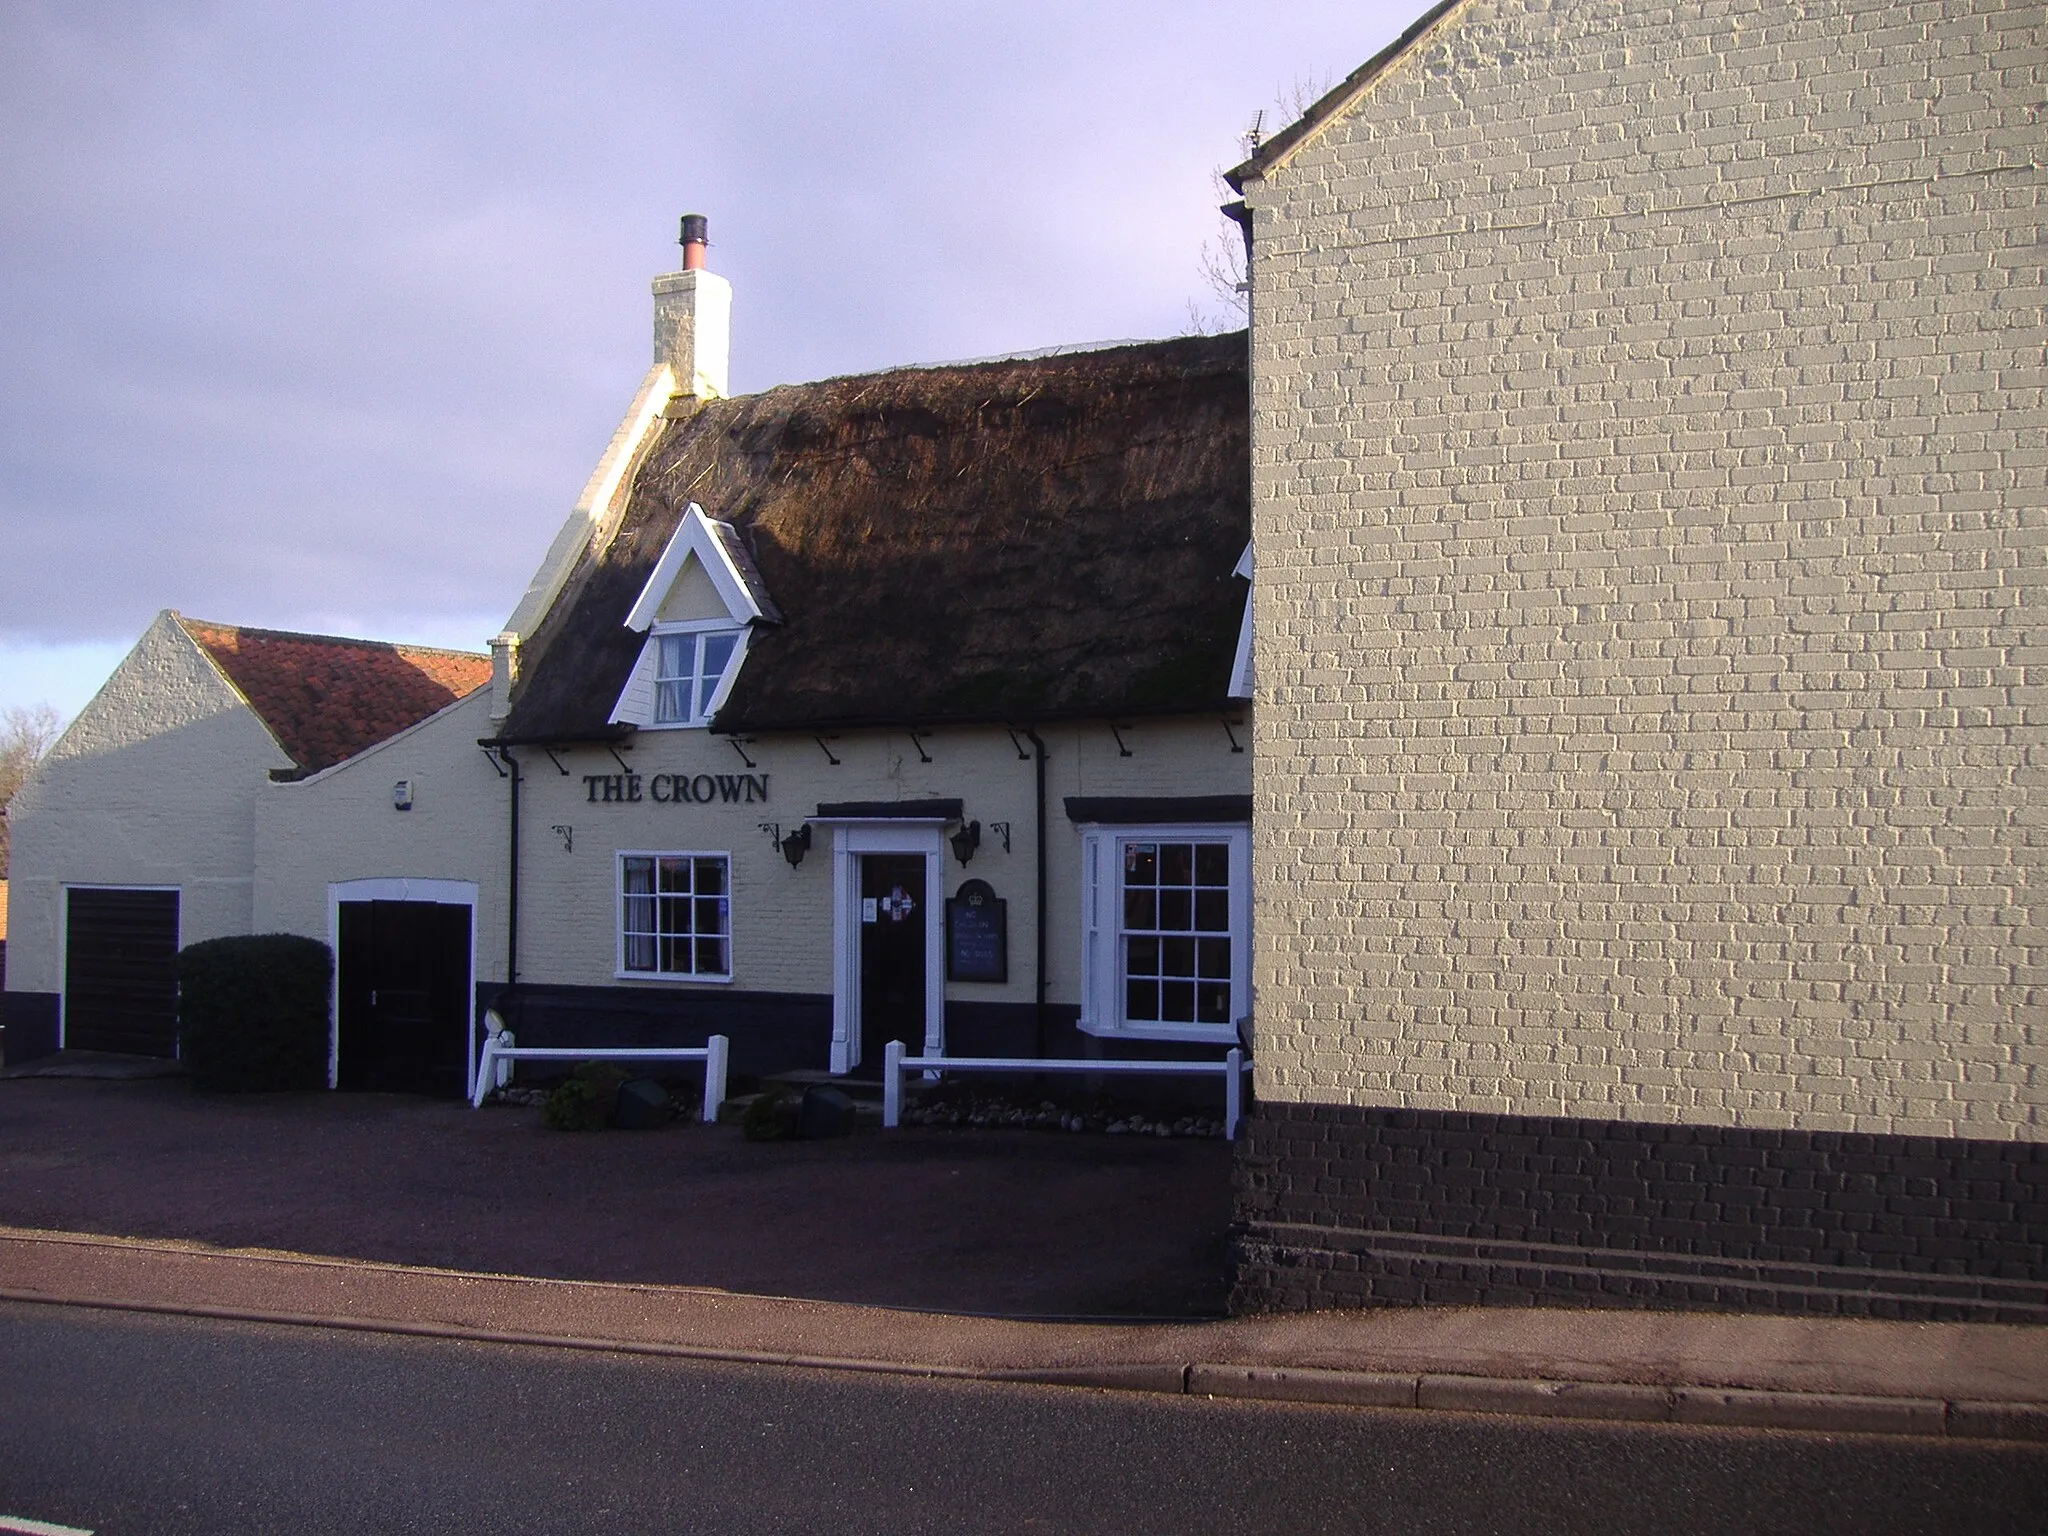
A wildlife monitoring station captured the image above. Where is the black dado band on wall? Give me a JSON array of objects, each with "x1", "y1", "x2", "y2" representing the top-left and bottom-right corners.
[{"x1": 1230, "y1": 1102, "x2": 2048, "y2": 1323}]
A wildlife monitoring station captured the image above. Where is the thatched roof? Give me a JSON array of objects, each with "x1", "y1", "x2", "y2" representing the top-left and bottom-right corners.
[{"x1": 502, "y1": 331, "x2": 1248, "y2": 740}]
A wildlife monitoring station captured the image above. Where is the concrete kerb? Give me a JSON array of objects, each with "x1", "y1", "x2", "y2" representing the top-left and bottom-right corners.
[{"x1": 2, "y1": 1285, "x2": 2042, "y2": 1446}]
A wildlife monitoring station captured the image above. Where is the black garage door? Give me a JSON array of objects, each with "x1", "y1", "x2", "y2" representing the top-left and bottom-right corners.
[{"x1": 65, "y1": 887, "x2": 181, "y2": 1058}]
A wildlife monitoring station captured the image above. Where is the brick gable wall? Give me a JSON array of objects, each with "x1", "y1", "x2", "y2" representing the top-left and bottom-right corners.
[{"x1": 1240, "y1": 0, "x2": 2045, "y2": 1141}]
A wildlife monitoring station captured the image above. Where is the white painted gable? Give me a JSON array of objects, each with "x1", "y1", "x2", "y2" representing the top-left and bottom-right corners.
[
  {"x1": 622, "y1": 503, "x2": 777, "y2": 632},
  {"x1": 654, "y1": 554, "x2": 729, "y2": 624}
]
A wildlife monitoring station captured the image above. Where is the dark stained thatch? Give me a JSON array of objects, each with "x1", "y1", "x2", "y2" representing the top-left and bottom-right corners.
[{"x1": 502, "y1": 331, "x2": 1248, "y2": 740}]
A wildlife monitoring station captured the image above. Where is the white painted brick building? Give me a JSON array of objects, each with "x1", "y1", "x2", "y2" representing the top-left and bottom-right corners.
[{"x1": 1227, "y1": 0, "x2": 2045, "y2": 1317}]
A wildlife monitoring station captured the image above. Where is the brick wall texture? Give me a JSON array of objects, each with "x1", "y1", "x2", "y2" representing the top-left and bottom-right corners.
[{"x1": 1240, "y1": 0, "x2": 2045, "y2": 1141}]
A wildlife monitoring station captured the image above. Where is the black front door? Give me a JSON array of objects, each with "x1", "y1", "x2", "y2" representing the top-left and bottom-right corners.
[
  {"x1": 337, "y1": 900, "x2": 471, "y2": 1096},
  {"x1": 859, "y1": 854, "x2": 926, "y2": 1069}
]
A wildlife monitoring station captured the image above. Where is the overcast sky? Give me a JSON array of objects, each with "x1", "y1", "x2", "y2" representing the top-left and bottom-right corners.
[{"x1": 0, "y1": 0, "x2": 1418, "y2": 721}]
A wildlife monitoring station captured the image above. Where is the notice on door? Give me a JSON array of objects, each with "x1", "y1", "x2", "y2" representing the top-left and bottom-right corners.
[{"x1": 945, "y1": 879, "x2": 1007, "y2": 984}]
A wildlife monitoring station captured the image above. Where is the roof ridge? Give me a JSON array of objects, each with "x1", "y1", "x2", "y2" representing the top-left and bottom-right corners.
[
  {"x1": 173, "y1": 614, "x2": 487, "y2": 660},
  {"x1": 701, "y1": 330, "x2": 1248, "y2": 406}
]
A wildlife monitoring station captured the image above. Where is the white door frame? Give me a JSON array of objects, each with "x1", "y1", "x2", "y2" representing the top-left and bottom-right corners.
[
  {"x1": 823, "y1": 821, "x2": 946, "y2": 1074},
  {"x1": 327, "y1": 877, "x2": 478, "y2": 1092}
]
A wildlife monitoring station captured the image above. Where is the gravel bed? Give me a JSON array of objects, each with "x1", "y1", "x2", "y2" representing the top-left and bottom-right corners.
[
  {"x1": 486, "y1": 1081, "x2": 1227, "y2": 1138},
  {"x1": 900, "y1": 1084, "x2": 1227, "y2": 1139}
]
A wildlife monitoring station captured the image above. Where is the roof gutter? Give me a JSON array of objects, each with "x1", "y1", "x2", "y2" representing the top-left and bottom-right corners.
[
  {"x1": 711, "y1": 699, "x2": 1243, "y2": 738},
  {"x1": 477, "y1": 726, "x2": 634, "y2": 750}
]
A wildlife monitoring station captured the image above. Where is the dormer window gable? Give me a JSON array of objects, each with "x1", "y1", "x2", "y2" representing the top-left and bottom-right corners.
[{"x1": 609, "y1": 504, "x2": 779, "y2": 730}]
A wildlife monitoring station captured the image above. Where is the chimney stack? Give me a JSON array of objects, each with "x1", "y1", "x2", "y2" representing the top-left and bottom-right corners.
[
  {"x1": 489, "y1": 631, "x2": 520, "y2": 723},
  {"x1": 652, "y1": 212, "x2": 730, "y2": 399}
]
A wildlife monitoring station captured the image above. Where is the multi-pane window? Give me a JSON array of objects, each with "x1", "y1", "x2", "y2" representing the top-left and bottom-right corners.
[
  {"x1": 620, "y1": 854, "x2": 730, "y2": 979},
  {"x1": 1121, "y1": 840, "x2": 1234, "y2": 1026},
  {"x1": 1079, "y1": 824, "x2": 1248, "y2": 1041},
  {"x1": 652, "y1": 629, "x2": 741, "y2": 726}
]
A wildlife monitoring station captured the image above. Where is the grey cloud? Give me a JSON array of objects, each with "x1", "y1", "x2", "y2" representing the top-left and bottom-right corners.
[{"x1": 1, "y1": 0, "x2": 1419, "y2": 649}]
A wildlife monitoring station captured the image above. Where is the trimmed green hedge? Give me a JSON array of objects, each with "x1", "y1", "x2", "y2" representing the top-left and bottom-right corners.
[{"x1": 178, "y1": 934, "x2": 332, "y2": 1092}]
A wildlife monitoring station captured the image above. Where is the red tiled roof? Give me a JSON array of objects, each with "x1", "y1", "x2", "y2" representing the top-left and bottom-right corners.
[{"x1": 176, "y1": 617, "x2": 491, "y2": 776}]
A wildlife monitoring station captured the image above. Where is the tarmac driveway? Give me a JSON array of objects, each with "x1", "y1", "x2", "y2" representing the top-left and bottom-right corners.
[{"x1": 0, "y1": 1077, "x2": 1233, "y2": 1318}]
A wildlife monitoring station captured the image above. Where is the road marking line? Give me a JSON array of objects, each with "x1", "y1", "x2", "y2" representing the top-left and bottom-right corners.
[{"x1": 0, "y1": 1518, "x2": 95, "y2": 1535}]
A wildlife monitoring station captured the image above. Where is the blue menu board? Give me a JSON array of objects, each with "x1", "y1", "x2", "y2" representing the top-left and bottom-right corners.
[{"x1": 946, "y1": 878, "x2": 1008, "y2": 983}]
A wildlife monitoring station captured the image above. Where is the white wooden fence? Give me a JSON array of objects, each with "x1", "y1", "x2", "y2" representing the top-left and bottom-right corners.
[
  {"x1": 881, "y1": 1040, "x2": 1251, "y2": 1138},
  {"x1": 471, "y1": 1017, "x2": 729, "y2": 1125}
]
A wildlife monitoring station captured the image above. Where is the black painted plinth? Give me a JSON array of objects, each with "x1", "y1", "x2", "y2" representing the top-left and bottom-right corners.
[
  {"x1": 1230, "y1": 1102, "x2": 2048, "y2": 1323},
  {"x1": 0, "y1": 991, "x2": 61, "y2": 1065}
]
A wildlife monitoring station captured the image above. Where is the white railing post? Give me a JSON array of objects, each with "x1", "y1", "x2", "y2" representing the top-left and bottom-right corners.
[
  {"x1": 703, "y1": 1034, "x2": 729, "y2": 1125},
  {"x1": 471, "y1": 1030, "x2": 511, "y2": 1108},
  {"x1": 494, "y1": 1028, "x2": 516, "y2": 1093},
  {"x1": 883, "y1": 1039, "x2": 904, "y2": 1128},
  {"x1": 1225, "y1": 1047, "x2": 1243, "y2": 1140}
]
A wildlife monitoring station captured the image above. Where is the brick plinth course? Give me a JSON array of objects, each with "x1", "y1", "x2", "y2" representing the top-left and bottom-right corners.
[{"x1": 1230, "y1": 1104, "x2": 2048, "y2": 1320}]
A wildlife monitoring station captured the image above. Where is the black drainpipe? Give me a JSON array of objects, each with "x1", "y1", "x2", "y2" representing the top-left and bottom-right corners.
[
  {"x1": 1023, "y1": 726, "x2": 1048, "y2": 1055},
  {"x1": 504, "y1": 748, "x2": 521, "y2": 988}
]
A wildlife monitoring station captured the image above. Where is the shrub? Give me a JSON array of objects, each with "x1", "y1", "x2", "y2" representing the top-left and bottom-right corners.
[
  {"x1": 178, "y1": 934, "x2": 332, "y2": 1093},
  {"x1": 543, "y1": 1062, "x2": 630, "y2": 1131},
  {"x1": 740, "y1": 1084, "x2": 799, "y2": 1142}
]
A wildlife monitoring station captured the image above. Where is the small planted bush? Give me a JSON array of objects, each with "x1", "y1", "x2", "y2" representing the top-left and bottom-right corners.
[
  {"x1": 178, "y1": 934, "x2": 332, "y2": 1093},
  {"x1": 740, "y1": 1084, "x2": 799, "y2": 1142},
  {"x1": 543, "y1": 1062, "x2": 631, "y2": 1131}
]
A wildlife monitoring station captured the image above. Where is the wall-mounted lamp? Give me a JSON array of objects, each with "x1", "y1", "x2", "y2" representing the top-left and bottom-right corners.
[
  {"x1": 780, "y1": 823, "x2": 813, "y2": 869},
  {"x1": 392, "y1": 780, "x2": 414, "y2": 811},
  {"x1": 949, "y1": 820, "x2": 982, "y2": 866}
]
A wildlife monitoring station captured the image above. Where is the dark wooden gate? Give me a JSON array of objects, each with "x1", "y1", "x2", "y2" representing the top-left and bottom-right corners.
[
  {"x1": 336, "y1": 900, "x2": 472, "y2": 1097},
  {"x1": 64, "y1": 887, "x2": 181, "y2": 1057}
]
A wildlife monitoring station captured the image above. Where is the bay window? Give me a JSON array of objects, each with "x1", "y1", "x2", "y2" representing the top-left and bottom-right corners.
[{"x1": 1078, "y1": 823, "x2": 1249, "y2": 1042}]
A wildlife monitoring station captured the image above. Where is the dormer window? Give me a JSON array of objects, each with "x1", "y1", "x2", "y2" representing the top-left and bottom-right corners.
[
  {"x1": 653, "y1": 626, "x2": 744, "y2": 726},
  {"x1": 609, "y1": 503, "x2": 780, "y2": 732}
]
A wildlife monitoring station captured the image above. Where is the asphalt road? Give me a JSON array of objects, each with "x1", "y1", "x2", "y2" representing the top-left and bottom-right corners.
[{"x1": 1, "y1": 1303, "x2": 2041, "y2": 1536}]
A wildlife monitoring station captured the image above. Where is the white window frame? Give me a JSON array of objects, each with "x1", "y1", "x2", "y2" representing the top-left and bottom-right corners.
[
  {"x1": 615, "y1": 849, "x2": 735, "y2": 983},
  {"x1": 646, "y1": 620, "x2": 749, "y2": 729},
  {"x1": 1077, "y1": 823, "x2": 1250, "y2": 1044}
]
